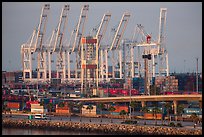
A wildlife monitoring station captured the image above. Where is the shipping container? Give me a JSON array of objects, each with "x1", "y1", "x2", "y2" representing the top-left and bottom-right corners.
[
  {"x1": 81, "y1": 37, "x2": 97, "y2": 44},
  {"x1": 56, "y1": 109, "x2": 69, "y2": 114},
  {"x1": 31, "y1": 108, "x2": 47, "y2": 113},
  {"x1": 7, "y1": 102, "x2": 20, "y2": 109},
  {"x1": 51, "y1": 78, "x2": 61, "y2": 85},
  {"x1": 82, "y1": 105, "x2": 97, "y2": 115},
  {"x1": 113, "y1": 105, "x2": 129, "y2": 113},
  {"x1": 31, "y1": 104, "x2": 43, "y2": 109},
  {"x1": 26, "y1": 101, "x2": 39, "y2": 109}
]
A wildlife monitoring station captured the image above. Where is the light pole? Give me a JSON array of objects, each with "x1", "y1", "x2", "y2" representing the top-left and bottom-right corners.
[
  {"x1": 129, "y1": 84, "x2": 132, "y2": 120},
  {"x1": 8, "y1": 60, "x2": 11, "y2": 86},
  {"x1": 36, "y1": 68, "x2": 39, "y2": 101},
  {"x1": 184, "y1": 60, "x2": 186, "y2": 73},
  {"x1": 196, "y1": 58, "x2": 199, "y2": 93}
]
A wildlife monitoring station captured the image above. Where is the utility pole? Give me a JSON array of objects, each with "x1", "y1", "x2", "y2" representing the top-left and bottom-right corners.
[
  {"x1": 184, "y1": 60, "x2": 186, "y2": 73},
  {"x1": 196, "y1": 57, "x2": 199, "y2": 93}
]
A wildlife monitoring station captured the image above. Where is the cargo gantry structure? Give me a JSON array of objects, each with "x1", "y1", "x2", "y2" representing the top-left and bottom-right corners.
[{"x1": 21, "y1": 4, "x2": 169, "y2": 96}]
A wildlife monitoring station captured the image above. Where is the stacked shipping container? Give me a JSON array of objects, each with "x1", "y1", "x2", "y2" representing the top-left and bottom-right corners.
[{"x1": 155, "y1": 76, "x2": 178, "y2": 92}]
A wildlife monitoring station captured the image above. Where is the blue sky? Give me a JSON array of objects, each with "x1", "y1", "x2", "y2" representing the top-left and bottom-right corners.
[{"x1": 2, "y1": 2, "x2": 202, "y2": 73}]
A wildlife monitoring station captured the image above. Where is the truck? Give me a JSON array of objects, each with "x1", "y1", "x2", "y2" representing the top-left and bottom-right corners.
[{"x1": 34, "y1": 114, "x2": 48, "y2": 120}]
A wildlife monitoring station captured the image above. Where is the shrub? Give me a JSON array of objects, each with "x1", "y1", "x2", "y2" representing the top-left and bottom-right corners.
[
  {"x1": 162, "y1": 123, "x2": 167, "y2": 126},
  {"x1": 176, "y1": 122, "x2": 182, "y2": 127},
  {"x1": 169, "y1": 122, "x2": 175, "y2": 127},
  {"x1": 121, "y1": 120, "x2": 137, "y2": 124}
]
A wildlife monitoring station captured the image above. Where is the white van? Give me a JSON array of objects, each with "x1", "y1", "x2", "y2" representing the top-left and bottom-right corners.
[{"x1": 34, "y1": 114, "x2": 47, "y2": 120}]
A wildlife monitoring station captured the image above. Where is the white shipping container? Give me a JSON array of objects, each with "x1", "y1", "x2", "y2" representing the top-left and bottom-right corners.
[
  {"x1": 31, "y1": 108, "x2": 47, "y2": 113},
  {"x1": 82, "y1": 105, "x2": 96, "y2": 115},
  {"x1": 31, "y1": 104, "x2": 43, "y2": 109}
]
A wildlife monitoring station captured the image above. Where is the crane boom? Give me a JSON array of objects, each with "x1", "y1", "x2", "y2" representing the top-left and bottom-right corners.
[
  {"x1": 34, "y1": 4, "x2": 50, "y2": 52},
  {"x1": 53, "y1": 4, "x2": 70, "y2": 52},
  {"x1": 71, "y1": 5, "x2": 89, "y2": 53},
  {"x1": 109, "y1": 12, "x2": 130, "y2": 51},
  {"x1": 158, "y1": 8, "x2": 167, "y2": 54},
  {"x1": 96, "y1": 12, "x2": 111, "y2": 47}
]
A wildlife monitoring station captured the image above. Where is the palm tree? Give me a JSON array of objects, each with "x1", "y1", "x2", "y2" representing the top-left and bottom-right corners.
[
  {"x1": 47, "y1": 102, "x2": 53, "y2": 113},
  {"x1": 130, "y1": 101, "x2": 140, "y2": 120},
  {"x1": 129, "y1": 101, "x2": 135, "y2": 120},
  {"x1": 190, "y1": 113, "x2": 199, "y2": 124},
  {"x1": 165, "y1": 102, "x2": 172, "y2": 125},
  {"x1": 58, "y1": 102, "x2": 65, "y2": 108},
  {"x1": 86, "y1": 104, "x2": 93, "y2": 122},
  {"x1": 77, "y1": 102, "x2": 84, "y2": 122},
  {"x1": 39, "y1": 98, "x2": 44, "y2": 105},
  {"x1": 152, "y1": 106, "x2": 161, "y2": 126},
  {"x1": 98, "y1": 103, "x2": 105, "y2": 123},
  {"x1": 120, "y1": 110, "x2": 127, "y2": 122},
  {"x1": 141, "y1": 106, "x2": 149, "y2": 125},
  {"x1": 177, "y1": 104, "x2": 184, "y2": 122},
  {"x1": 67, "y1": 101, "x2": 74, "y2": 121},
  {"x1": 108, "y1": 105, "x2": 116, "y2": 123},
  {"x1": 3, "y1": 104, "x2": 7, "y2": 114}
]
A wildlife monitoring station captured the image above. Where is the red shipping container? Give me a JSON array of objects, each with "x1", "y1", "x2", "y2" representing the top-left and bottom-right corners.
[
  {"x1": 7, "y1": 102, "x2": 20, "y2": 109},
  {"x1": 121, "y1": 90, "x2": 129, "y2": 95},
  {"x1": 26, "y1": 101, "x2": 39, "y2": 109},
  {"x1": 82, "y1": 64, "x2": 97, "y2": 69},
  {"x1": 81, "y1": 37, "x2": 97, "y2": 44},
  {"x1": 114, "y1": 105, "x2": 128, "y2": 113}
]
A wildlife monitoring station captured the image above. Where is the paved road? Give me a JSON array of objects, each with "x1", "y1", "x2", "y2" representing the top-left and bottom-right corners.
[{"x1": 2, "y1": 114, "x2": 202, "y2": 130}]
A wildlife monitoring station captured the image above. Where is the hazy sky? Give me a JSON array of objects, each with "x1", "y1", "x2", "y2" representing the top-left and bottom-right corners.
[{"x1": 2, "y1": 2, "x2": 202, "y2": 73}]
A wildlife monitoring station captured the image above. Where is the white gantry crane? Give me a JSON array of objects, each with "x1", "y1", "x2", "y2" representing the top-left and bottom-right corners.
[
  {"x1": 91, "y1": 12, "x2": 111, "y2": 82},
  {"x1": 109, "y1": 12, "x2": 130, "y2": 79},
  {"x1": 35, "y1": 4, "x2": 50, "y2": 81},
  {"x1": 52, "y1": 4, "x2": 70, "y2": 83},
  {"x1": 158, "y1": 8, "x2": 169, "y2": 76},
  {"x1": 21, "y1": 4, "x2": 169, "y2": 88},
  {"x1": 70, "y1": 5, "x2": 89, "y2": 79},
  {"x1": 21, "y1": 4, "x2": 50, "y2": 82}
]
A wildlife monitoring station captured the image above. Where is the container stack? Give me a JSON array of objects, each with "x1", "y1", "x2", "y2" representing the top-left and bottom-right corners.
[
  {"x1": 82, "y1": 105, "x2": 97, "y2": 116},
  {"x1": 133, "y1": 77, "x2": 144, "y2": 94},
  {"x1": 155, "y1": 76, "x2": 178, "y2": 92},
  {"x1": 7, "y1": 102, "x2": 21, "y2": 111},
  {"x1": 31, "y1": 104, "x2": 47, "y2": 113},
  {"x1": 55, "y1": 103, "x2": 70, "y2": 114}
]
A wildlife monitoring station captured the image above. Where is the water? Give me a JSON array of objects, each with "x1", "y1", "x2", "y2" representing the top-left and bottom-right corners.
[{"x1": 2, "y1": 127, "x2": 111, "y2": 135}]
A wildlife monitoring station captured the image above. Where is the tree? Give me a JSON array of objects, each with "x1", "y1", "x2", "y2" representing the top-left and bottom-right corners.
[
  {"x1": 165, "y1": 102, "x2": 172, "y2": 125},
  {"x1": 98, "y1": 103, "x2": 105, "y2": 123},
  {"x1": 67, "y1": 101, "x2": 74, "y2": 121},
  {"x1": 86, "y1": 104, "x2": 93, "y2": 122},
  {"x1": 120, "y1": 110, "x2": 127, "y2": 122},
  {"x1": 130, "y1": 101, "x2": 136, "y2": 120},
  {"x1": 58, "y1": 102, "x2": 65, "y2": 108},
  {"x1": 77, "y1": 102, "x2": 84, "y2": 122},
  {"x1": 141, "y1": 106, "x2": 149, "y2": 125},
  {"x1": 40, "y1": 100, "x2": 44, "y2": 106},
  {"x1": 177, "y1": 104, "x2": 184, "y2": 122},
  {"x1": 47, "y1": 102, "x2": 53, "y2": 113},
  {"x1": 190, "y1": 113, "x2": 199, "y2": 124},
  {"x1": 130, "y1": 101, "x2": 140, "y2": 120},
  {"x1": 3, "y1": 104, "x2": 7, "y2": 114},
  {"x1": 108, "y1": 105, "x2": 116, "y2": 123},
  {"x1": 152, "y1": 106, "x2": 161, "y2": 126}
]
